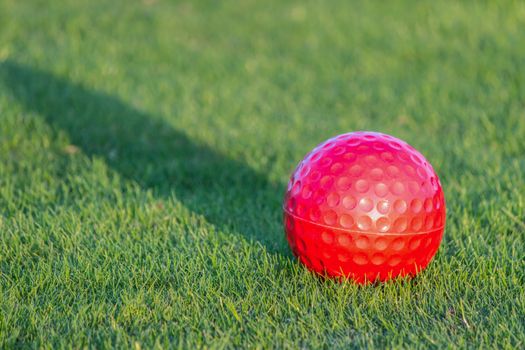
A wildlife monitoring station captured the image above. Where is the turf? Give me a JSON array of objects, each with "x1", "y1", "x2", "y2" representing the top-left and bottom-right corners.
[{"x1": 0, "y1": 0, "x2": 524, "y2": 348}]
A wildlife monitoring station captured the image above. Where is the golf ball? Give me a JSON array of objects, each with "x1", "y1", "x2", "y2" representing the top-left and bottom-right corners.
[{"x1": 283, "y1": 131, "x2": 446, "y2": 283}]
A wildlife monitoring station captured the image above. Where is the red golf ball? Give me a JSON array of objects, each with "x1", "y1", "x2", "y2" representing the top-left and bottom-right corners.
[{"x1": 283, "y1": 131, "x2": 446, "y2": 283}]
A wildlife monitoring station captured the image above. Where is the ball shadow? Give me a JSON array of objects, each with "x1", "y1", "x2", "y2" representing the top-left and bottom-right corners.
[{"x1": 0, "y1": 60, "x2": 285, "y2": 254}]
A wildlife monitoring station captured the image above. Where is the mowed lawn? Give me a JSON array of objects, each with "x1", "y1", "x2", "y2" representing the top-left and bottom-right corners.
[{"x1": 1, "y1": 0, "x2": 524, "y2": 348}]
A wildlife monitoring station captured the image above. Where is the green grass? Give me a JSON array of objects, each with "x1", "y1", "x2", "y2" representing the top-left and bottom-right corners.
[{"x1": 0, "y1": 0, "x2": 524, "y2": 348}]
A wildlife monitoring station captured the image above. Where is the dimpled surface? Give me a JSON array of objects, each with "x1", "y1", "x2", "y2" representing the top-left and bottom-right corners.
[{"x1": 283, "y1": 131, "x2": 446, "y2": 283}]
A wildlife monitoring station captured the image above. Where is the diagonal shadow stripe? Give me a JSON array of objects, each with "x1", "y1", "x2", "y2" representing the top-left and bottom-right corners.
[{"x1": 0, "y1": 60, "x2": 285, "y2": 254}]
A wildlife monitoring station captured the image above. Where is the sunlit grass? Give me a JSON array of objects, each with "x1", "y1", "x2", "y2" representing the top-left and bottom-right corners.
[{"x1": 0, "y1": 0, "x2": 524, "y2": 348}]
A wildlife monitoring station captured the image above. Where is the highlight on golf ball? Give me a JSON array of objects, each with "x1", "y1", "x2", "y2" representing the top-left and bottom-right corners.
[{"x1": 283, "y1": 131, "x2": 446, "y2": 283}]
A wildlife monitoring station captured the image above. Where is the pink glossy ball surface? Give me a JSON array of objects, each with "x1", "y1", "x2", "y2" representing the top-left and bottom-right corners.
[{"x1": 283, "y1": 131, "x2": 446, "y2": 283}]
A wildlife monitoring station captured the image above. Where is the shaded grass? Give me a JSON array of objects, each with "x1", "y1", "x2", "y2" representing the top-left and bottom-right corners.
[{"x1": 0, "y1": 0, "x2": 524, "y2": 348}]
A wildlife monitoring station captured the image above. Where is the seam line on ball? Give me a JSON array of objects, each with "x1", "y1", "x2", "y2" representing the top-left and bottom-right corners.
[{"x1": 283, "y1": 207, "x2": 446, "y2": 236}]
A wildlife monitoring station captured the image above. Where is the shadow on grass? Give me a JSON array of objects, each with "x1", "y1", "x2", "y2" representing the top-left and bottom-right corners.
[{"x1": 0, "y1": 60, "x2": 285, "y2": 254}]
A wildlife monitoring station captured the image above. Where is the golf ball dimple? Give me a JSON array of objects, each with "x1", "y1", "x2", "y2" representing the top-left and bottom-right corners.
[{"x1": 283, "y1": 131, "x2": 446, "y2": 284}]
